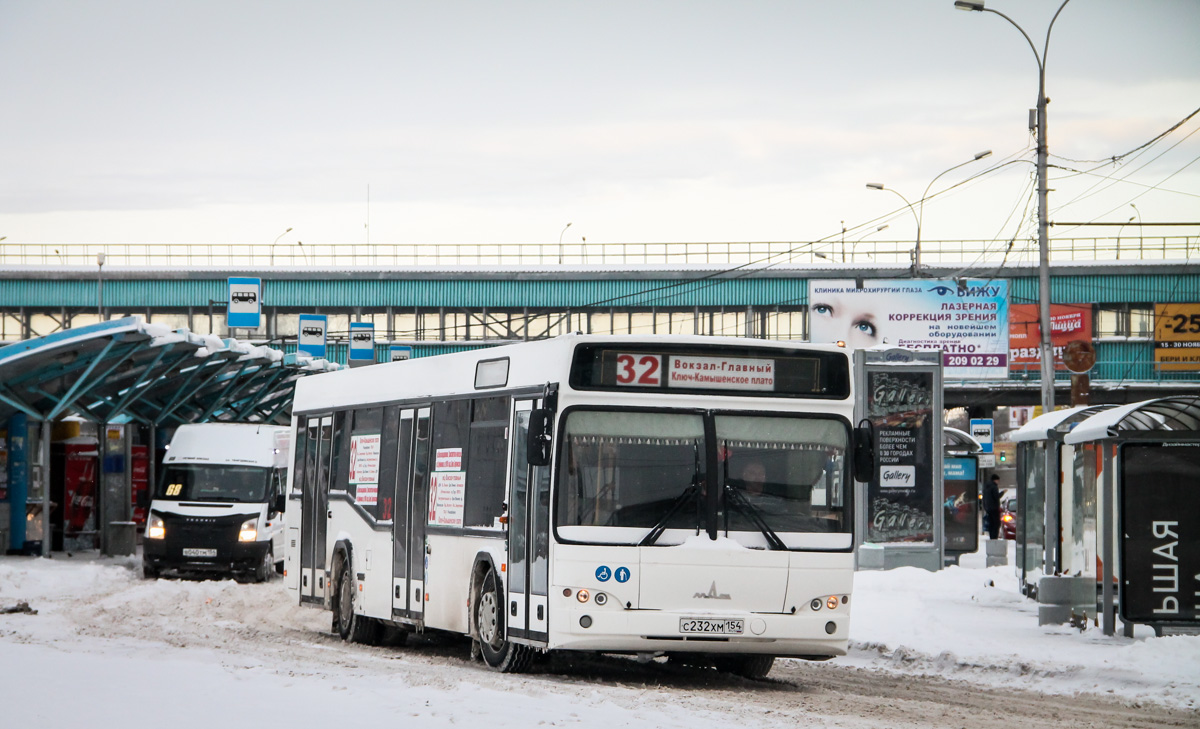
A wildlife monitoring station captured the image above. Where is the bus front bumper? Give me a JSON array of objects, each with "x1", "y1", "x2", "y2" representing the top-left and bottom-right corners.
[{"x1": 550, "y1": 602, "x2": 850, "y2": 658}]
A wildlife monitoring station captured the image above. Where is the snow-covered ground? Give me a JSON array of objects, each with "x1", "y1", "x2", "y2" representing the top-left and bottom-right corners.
[
  {"x1": 0, "y1": 543, "x2": 1197, "y2": 728},
  {"x1": 848, "y1": 545, "x2": 1200, "y2": 710}
]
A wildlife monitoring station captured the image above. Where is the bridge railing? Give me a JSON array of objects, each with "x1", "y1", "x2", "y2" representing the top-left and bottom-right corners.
[{"x1": 1, "y1": 236, "x2": 1196, "y2": 267}]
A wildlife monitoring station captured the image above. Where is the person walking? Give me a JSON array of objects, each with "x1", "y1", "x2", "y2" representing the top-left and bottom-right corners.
[{"x1": 983, "y1": 474, "x2": 1002, "y2": 540}]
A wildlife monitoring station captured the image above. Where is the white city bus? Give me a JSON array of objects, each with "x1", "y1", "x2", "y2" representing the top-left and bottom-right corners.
[{"x1": 284, "y1": 335, "x2": 871, "y2": 677}]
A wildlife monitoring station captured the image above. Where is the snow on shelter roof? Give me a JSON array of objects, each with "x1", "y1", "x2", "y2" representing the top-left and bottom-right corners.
[
  {"x1": 1009, "y1": 404, "x2": 1116, "y2": 443},
  {"x1": 943, "y1": 426, "x2": 982, "y2": 452},
  {"x1": 0, "y1": 316, "x2": 339, "y2": 425},
  {"x1": 1063, "y1": 395, "x2": 1200, "y2": 444}
]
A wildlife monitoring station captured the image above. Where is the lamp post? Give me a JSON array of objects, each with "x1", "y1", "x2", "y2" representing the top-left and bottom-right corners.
[
  {"x1": 1115, "y1": 215, "x2": 1136, "y2": 259},
  {"x1": 850, "y1": 224, "x2": 890, "y2": 263},
  {"x1": 1130, "y1": 203, "x2": 1143, "y2": 257},
  {"x1": 268, "y1": 227, "x2": 294, "y2": 266},
  {"x1": 955, "y1": 0, "x2": 1071, "y2": 415},
  {"x1": 558, "y1": 222, "x2": 572, "y2": 264},
  {"x1": 865, "y1": 183, "x2": 919, "y2": 271},
  {"x1": 97, "y1": 252, "x2": 106, "y2": 319},
  {"x1": 867, "y1": 149, "x2": 991, "y2": 274}
]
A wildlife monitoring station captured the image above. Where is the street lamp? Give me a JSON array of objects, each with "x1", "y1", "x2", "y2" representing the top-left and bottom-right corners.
[
  {"x1": 558, "y1": 222, "x2": 572, "y2": 264},
  {"x1": 1116, "y1": 215, "x2": 1136, "y2": 259},
  {"x1": 955, "y1": 0, "x2": 1071, "y2": 415},
  {"x1": 867, "y1": 150, "x2": 991, "y2": 274},
  {"x1": 1130, "y1": 203, "x2": 1143, "y2": 256},
  {"x1": 866, "y1": 183, "x2": 920, "y2": 270},
  {"x1": 850, "y1": 224, "x2": 890, "y2": 263},
  {"x1": 97, "y1": 252, "x2": 106, "y2": 319},
  {"x1": 268, "y1": 227, "x2": 294, "y2": 266}
]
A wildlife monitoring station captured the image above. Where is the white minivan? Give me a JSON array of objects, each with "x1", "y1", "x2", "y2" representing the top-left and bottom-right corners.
[{"x1": 143, "y1": 423, "x2": 290, "y2": 581}]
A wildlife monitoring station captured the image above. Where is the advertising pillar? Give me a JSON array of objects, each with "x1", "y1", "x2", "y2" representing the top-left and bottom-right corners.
[{"x1": 855, "y1": 349, "x2": 944, "y2": 571}]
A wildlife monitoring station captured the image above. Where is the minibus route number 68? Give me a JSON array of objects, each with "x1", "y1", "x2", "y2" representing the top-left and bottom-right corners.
[{"x1": 284, "y1": 334, "x2": 874, "y2": 678}]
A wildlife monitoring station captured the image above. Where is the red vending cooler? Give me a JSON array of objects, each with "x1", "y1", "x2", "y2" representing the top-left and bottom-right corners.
[{"x1": 131, "y1": 444, "x2": 150, "y2": 527}]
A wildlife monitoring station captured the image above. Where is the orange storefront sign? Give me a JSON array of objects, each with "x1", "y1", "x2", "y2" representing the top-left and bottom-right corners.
[{"x1": 1008, "y1": 304, "x2": 1093, "y2": 371}]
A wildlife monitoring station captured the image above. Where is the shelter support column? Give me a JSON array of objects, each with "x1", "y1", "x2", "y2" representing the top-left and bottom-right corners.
[
  {"x1": 39, "y1": 421, "x2": 50, "y2": 557},
  {"x1": 1101, "y1": 444, "x2": 1115, "y2": 636},
  {"x1": 5, "y1": 413, "x2": 29, "y2": 553}
]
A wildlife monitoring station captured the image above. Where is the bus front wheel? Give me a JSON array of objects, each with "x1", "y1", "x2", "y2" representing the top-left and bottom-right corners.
[
  {"x1": 714, "y1": 654, "x2": 775, "y2": 680},
  {"x1": 475, "y1": 568, "x2": 531, "y2": 673},
  {"x1": 335, "y1": 557, "x2": 380, "y2": 645}
]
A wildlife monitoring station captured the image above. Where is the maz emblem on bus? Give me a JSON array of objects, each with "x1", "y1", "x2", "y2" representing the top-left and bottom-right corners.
[{"x1": 694, "y1": 581, "x2": 731, "y2": 600}]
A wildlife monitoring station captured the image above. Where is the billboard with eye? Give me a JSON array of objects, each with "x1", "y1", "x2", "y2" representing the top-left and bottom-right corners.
[{"x1": 808, "y1": 279, "x2": 1009, "y2": 379}]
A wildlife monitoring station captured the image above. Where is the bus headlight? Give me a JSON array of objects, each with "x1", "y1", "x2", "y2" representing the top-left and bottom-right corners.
[
  {"x1": 147, "y1": 514, "x2": 165, "y2": 540},
  {"x1": 238, "y1": 517, "x2": 258, "y2": 542}
]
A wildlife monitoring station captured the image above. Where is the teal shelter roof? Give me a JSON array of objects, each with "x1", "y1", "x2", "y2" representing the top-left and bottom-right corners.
[{"x1": 0, "y1": 317, "x2": 339, "y2": 425}]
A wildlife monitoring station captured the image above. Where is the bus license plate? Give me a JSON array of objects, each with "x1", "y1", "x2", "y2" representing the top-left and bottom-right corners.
[
  {"x1": 679, "y1": 618, "x2": 744, "y2": 635},
  {"x1": 182, "y1": 548, "x2": 217, "y2": 558}
]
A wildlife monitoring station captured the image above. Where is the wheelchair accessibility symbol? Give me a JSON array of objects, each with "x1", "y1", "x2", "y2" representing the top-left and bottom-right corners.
[{"x1": 595, "y1": 566, "x2": 611, "y2": 582}]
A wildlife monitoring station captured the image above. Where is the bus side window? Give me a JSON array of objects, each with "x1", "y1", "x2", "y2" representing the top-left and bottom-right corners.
[
  {"x1": 291, "y1": 418, "x2": 308, "y2": 495},
  {"x1": 464, "y1": 396, "x2": 510, "y2": 528},
  {"x1": 350, "y1": 407, "x2": 385, "y2": 516},
  {"x1": 431, "y1": 400, "x2": 471, "y2": 526},
  {"x1": 330, "y1": 411, "x2": 349, "y2": 493}
]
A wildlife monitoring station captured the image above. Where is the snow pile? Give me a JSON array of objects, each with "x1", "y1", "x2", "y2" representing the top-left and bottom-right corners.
[{"x1": 845, "y1": 548, "x2": 1200, "y2": 710}]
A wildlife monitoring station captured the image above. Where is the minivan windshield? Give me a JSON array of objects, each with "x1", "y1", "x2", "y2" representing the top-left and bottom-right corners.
[
  {"x1": 158, "y1": 464, "x2": 271, "y2": 502},
  {"x1": 556, "y1": 409, "x2": 851, "y2": 549}
]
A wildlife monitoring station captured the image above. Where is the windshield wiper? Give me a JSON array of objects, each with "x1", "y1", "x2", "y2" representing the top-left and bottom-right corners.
[
  {"x1": 724, "y1": 486, "x2": 788, "y2": 551},
  {"x1": 639, "y1": 442, "x2": 703, "y2": 547}
]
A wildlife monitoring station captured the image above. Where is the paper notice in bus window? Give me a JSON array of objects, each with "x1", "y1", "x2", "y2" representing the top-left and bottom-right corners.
[
  {"x1": 668, "y1": 355, "x2": 775, "y2": 391},
  {"x1": 428, "y1": 471, "x2": 465, "y2": 527},
  {"x1": 435, "y1": 447, "x2": 463, "y2": 472},
  {"x1": 348, "y1": 434, "x2": 381, "y2": 485}
]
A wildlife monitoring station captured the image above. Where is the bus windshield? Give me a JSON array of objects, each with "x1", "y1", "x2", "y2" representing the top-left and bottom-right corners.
[
  {"x1": 558, "y1": 411, "x2": 706, "y2": 535},
  {"x1": 556, "y1": 410, "x2": 850, "y2": 548},
  {"x1": 716, "y1": 414, "x2": 849, "y2": 539},
  {"x1": 158, "y1": 464, "x2": 272, "y2": 503}
]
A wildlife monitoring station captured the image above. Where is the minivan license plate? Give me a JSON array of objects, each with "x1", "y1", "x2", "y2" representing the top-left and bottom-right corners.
[
  {"x1": 679, "y1": 618, "x2": 744, "y2": 635},
  {"x1": 182, "y1": 548, "x2": 217, "y2": 558}
]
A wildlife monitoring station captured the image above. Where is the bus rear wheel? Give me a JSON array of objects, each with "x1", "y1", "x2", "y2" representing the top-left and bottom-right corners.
[
  {"x1": 335, "y1": 558, "x2": 380, "y2": 645},
  {"x1": 475, "y1": 568, "x2": 531, "y2": 673}
]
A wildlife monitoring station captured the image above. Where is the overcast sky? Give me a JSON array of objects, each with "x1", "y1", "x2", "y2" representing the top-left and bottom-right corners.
[{"x1": 1, "y1": 0, "x2": 1197, "y2": 255}]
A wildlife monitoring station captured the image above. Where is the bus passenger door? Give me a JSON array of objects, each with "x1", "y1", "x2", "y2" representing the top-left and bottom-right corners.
[
  {"x1": 507, "y1": 399, "x2": 551, "y2": 641},
  {"x1": 390, "y1": 409, "x2": 414, "y2": 617},
  {"x1": 300, "y1": 415, "x2": 332, "y2": 601},
  {"x1": 407, "y1": 408, "x2": 432, "y2": 619}
]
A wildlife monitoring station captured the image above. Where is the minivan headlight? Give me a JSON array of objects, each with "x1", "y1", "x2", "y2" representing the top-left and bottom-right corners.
[
  {"x1": 147, "y1": 514, "x2": 165, "y2": 540},
  {"x1": 238, "y1": 517, "x2": 258, "y2": 542}
]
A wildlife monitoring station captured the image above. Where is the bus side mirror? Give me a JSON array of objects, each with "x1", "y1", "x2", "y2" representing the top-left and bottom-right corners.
[
  {"x1": 853, "y1": 423, "x2": 875, "y2": 483},
  {"x1": 273, "y1": 492, "x2": 287, "y2": 514},
  {"x1": 527, "y1": 408, "x2": 553, "y2": 467}
]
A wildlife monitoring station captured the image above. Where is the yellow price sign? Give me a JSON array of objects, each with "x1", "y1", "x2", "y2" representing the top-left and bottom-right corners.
[{"x1": 1154, "y1": 303, "x2": 1200, "y2": 371}]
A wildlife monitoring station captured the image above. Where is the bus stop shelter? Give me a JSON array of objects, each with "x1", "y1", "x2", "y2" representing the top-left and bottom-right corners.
[
  {"x1": 1062, "y1": 395, "x2": 1200, "y2": 637},
  {"x1": 1009, "y1": 404, "x2": 1115, "y2": 625},
  {"x1": 0, "y1": 317, "x2": 339, "y2": 557}
]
